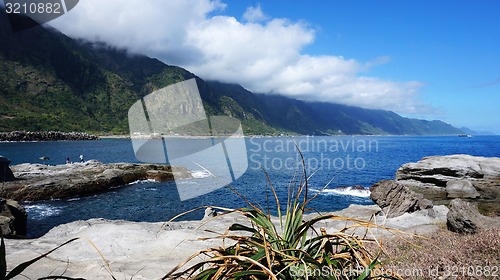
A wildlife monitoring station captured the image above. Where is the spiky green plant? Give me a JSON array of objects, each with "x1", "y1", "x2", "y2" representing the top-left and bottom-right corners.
[{"x1": 163, "y1": 153, "x2": 401, "y2": 280}]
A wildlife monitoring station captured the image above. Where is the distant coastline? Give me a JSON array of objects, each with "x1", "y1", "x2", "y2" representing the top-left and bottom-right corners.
[
  {"x1": 1, "y1": 131, "x2": 493, "y2": 142},
  {"x1": 99, "y1": 134, "x2": 130, "y2": 139},
  {"x1": 0, "y1": 131, "x2": 100, "y2": 142},
  {"x1": 0, "y1": 131, "x2": 490, "y2": 142}
]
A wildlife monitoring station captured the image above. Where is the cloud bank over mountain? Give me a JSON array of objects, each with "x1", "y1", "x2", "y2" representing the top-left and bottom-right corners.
[{"x1": 50, "y1": 0, "x2": 432, "y2": 114}]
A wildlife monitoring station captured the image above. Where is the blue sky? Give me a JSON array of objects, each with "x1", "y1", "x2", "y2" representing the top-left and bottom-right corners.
[
  {"x1": 49, "y1": 0, "x2": 499, "y2": 133},
  {"x1": 222, "y1": 0, "x2": 500, "y2": 133}
]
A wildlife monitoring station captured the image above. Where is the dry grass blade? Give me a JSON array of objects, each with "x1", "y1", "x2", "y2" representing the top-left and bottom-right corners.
[{"x1": 84, "y1": 238, "x2": 117, "y2": 280}]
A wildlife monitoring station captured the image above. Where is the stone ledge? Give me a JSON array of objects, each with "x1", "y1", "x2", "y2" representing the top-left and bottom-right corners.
[{"x1": 2, "y1": 160, "x2": 192, "y2": 201}]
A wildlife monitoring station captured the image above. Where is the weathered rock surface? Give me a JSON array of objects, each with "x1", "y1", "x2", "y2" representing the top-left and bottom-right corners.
[
  {"x1": 446, "y1": 179, "x2": 480, "y2": 199},
  {"x1": 0, "y1": 131, "x2": 100, "y2": 141},
  {"x1": 0, "y1": 198, "x2": 27, "y2": 237},
  {"x1": 394, "y1": 155, "x2": 500, "y2": 216},
  {"x1": 370, "y1": 154, "x2": 500, "y2": 237},
  {"x1": 4, "y1": 204, "x2": 448, "y2": 279},
  {"x1": 370, "y1": 180, "x2": 434, "y2": 218},
  {"x1": 447, "y1": 198, "x2": 500, "y2": 234},
  {"x1": 2, "y1": 160, "x2": 192, "y2": 201}
]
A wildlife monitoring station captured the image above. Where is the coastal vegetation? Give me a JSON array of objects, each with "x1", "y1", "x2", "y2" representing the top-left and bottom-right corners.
[{"x1": 163, "y1": 155, "x2": 400, "y2": 279}]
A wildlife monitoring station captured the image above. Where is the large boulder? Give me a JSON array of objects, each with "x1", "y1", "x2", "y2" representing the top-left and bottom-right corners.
[
  {"x1": 370, "y1": 180, "x2": 434, "y2": 218},
  {"x1": 447, "y1": 198, "x2": 500, "y2": 234},
  {"x1": 371, "y1": 155, "x2": 500, "y2": 233},
  {"x1": 397, "y1": 154, "x2": 500, "y2": 184},
  {"x1": 394, "y1": 155, "x2": 500, "y2": 215},
  {"x1": 0, "y1": 198, "x2": 27, "y2": 237}
]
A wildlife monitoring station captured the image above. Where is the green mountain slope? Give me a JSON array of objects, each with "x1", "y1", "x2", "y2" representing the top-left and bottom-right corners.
[
  {"x1": 205, "y1": 81, "x2": 463, "y2": 135},
  {"x1": 0, "y1": 9, "x2": 463, "y2": 135}
]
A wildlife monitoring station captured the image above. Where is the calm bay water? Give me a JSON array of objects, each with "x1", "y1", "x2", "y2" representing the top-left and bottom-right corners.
[{"x1": 1, "y1": 135, "x2": 499, "y2": 238}]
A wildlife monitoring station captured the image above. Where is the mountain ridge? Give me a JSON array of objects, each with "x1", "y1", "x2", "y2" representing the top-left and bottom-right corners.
[{"x1": 0, "y1": 9, "x2": 464, "y2": 136}]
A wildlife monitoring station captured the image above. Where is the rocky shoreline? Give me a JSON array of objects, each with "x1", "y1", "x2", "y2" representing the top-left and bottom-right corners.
[
  {"x1": 0, "y1": 160, "x2": 191, "y2": 238},
  {"x1": 1, "y1": 154, "x2": 499, "y2": 279},
  {"x1": 0, "y1": 131, "x2": 100, "y2": 141},
  {"x1": 3, "y1": 204, "x2": 451, "y2": 280},
  {"x1": 2, "y1": 160, "x2": 191, "y2": 201},
  {"x1": 370, "y1": 154, "x2": 500, "y2": 234}
]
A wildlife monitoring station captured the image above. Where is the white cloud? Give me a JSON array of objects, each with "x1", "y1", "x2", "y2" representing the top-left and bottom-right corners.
[
  {"x1": 50, "y1": 0, "x2": 432, "y2": 114},
  {"x1": 243, "y1": 4, "x2": 268, "y2": 22}
]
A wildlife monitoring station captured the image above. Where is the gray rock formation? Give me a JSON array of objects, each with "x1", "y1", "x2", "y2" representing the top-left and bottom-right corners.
[
  {"x1": 370, "y1": 180, "x2": 434, "y2": 218},
  {"x1": 447, "y1": 198, "x2": 500, "y2": 234},
  {"x1": 2, "y1": 160, "x2": 192, "y2": 201},
  {"x1": 370, "y1": 154, "x2": 500, "y2": 235},
  {"x1": 395, "y1": 154, "x2": 500, "y2": 216},
  {"x1": 397, "y1": 154, "x2": 500, "y2": 183},
  {"x1": 0, "y1": 198, "x2": 27, "y2": 237}
]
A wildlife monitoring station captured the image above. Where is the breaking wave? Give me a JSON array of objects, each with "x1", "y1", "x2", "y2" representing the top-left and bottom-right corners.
[
  {"x1": 23, "y1": 204, "x2": 64, "y2": 220},
  {"x1": 313, "y1": 186, "x2": 371, "y2": 198},
  {"x1": 127, "y1": 179, "x2": 157, "y2": 185}
]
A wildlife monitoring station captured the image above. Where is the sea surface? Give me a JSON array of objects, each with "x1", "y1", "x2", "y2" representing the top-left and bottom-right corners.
[{"x1": 1, "y1": 135, "x2": 499, "y2": 238}]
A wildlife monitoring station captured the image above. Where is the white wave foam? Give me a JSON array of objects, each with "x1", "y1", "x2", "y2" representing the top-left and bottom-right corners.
[
  {"x1": 314, "y1": 187, "x2": 371, "y2": 198},
  {"x1": 127, "y1": 179, "x2": 157, "y2": 185},
  {"x1": 191, "y1": 170, "x2": 212, "y2": 179},
  {"x1": 24, "y1": 204, "x2": 63, "y2": 219}
]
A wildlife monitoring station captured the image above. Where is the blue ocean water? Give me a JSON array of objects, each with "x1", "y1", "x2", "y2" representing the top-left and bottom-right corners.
[{"x1": 1, "y1": 135, "x2": 499, "y2": 238}]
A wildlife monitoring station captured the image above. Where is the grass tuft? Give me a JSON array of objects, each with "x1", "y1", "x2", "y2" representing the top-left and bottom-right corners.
[{"x1": 162, "y1": 152, "x2": 401, "y2": 280}]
